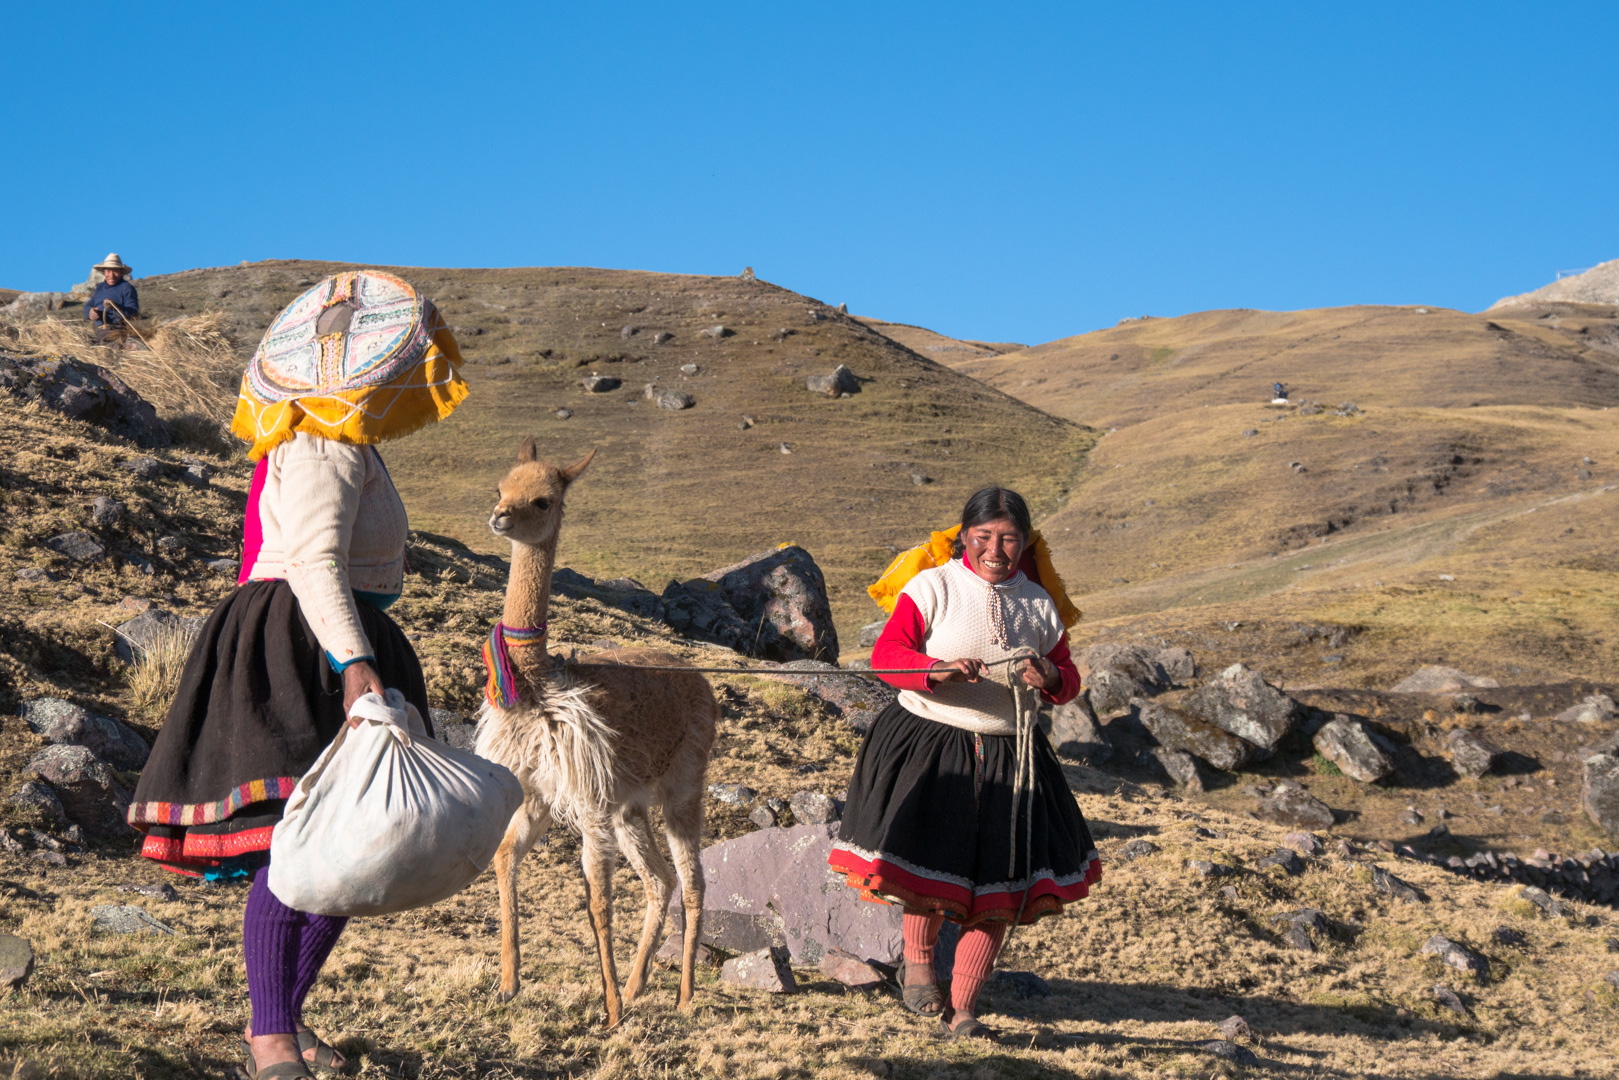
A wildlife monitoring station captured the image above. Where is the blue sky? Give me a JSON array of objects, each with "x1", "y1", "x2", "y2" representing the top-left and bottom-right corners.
[{"x1": 4, "y1": 3, "x2": 1616, "y2": 344}]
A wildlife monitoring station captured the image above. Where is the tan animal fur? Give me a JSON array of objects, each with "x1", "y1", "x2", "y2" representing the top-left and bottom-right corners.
[{"x1": 474, "y1": 439, "x2": 717, "y2": 1025}]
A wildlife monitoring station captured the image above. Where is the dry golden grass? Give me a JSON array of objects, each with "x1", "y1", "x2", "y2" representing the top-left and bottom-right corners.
[{"x1": 121, "y1": 621, "x2": 200, "y2": 726}]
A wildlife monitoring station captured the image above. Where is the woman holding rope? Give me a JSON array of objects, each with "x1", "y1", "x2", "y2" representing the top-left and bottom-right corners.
[{"x1": 828, "y1": 486, "x2": 1100, "y2": 1041}]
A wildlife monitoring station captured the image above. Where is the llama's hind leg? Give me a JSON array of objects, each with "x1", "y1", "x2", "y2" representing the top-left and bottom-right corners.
[
  {"x1": 663, "y1": 785, "x2": 706, "y2": 1011},
  {"x1": 613, "y1": 804, "x2": 675, "y2": 1005},
  {"x1": 580, "y1": 814, "x2": 625, "y2": 1026},
  {"x1": 495, "y1": 805, "x2": 551, "y2": 1002}
]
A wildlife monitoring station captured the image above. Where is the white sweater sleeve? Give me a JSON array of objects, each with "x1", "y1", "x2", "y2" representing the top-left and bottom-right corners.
[{"x1": 277, "y1": 434, "x2": 374, "y2": 664}]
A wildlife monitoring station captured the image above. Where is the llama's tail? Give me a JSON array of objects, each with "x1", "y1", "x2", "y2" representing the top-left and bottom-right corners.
[{"x1": 474, "y1": 669, "x2": 619, "y2": 833}]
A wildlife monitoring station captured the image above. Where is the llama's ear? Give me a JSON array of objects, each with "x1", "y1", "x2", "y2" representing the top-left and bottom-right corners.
[
  {"x1": 518, "y1": 436, "x2": 537, "y2": 463},
  {"x1": 559, "y1": 448, "x2": 596, "y2": 487}
]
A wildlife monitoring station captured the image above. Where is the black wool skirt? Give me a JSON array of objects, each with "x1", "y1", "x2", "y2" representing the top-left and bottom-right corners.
[
  {"x1": 828, "y1": 701, "x2": 1100, "y2": 925},
  {"x1": 129, "y1": 579, "x2": 430, "y2": 875}
]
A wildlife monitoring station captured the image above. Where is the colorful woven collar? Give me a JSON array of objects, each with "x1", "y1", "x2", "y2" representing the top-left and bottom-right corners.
[
  {"x1": 483, "y1": 621, "x2": 548, "y2": 709},
  {"x1": 231, "y1": 271, "x2": 469, "y2": 459}
]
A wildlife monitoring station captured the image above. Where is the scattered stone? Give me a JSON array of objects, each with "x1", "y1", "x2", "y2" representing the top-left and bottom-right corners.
[
  {"x1": 707, "y1": 783, "x2": 756, "y2": 806},
  {"x1": 46, "y1": 531, "x2": 106, "y2": 563},
  {"x1": 1119, "y1": 839, "x2": 1159, "y2": 861},
  {"x1": 789, "y1": 791, "x2": 842, "y2": 825},
  {"x1": 1282, "y1": 923, "x2": 1315, "y2": 952},
  {"x1": 0, "y1": 935, "x2": 34, "y2": 991},
  {"x1": 1421, "y1": 934, "x2": 1488, "y2": 977},
  {"x1": 1187, "y1": 859, "x2": 1234, "y2": 879},
  {"x1": 8, "y1": 782, "x2": 67, "y2": 825},
  {"x1": 180, "y1": 464, "x2": 210, "y2": 487},
  {"x1": 1216, "y1": 1015, "x2": 1252, "y2": 1041},
  {"x1": 646, "y1": 387, "x2": 695, "y2": 410},
  {"x1": 205, "y1": 558, "x2": 240, "y2": 576},
  {"x1": 779, "y1": 442, "x2": 792, "y2": 454},
  {"x1": 14, "y1": 567, "x2": 56, "y2": 584},
  {"x1": 1256, "y1": 785, "x2": 1335, "y2": 829},
  {"x1": 91, "y1": 496, "x2": 123, "y2": 526},
  {"x1": 1449, "y1": 693, "x2": 1482, "y2": 714},
  {"x1": 1182, "y1": 663, "x2": 1300, "y2": 751},
  {"x1": 1517, "y1": 885, "x2": 1574, "y2": 918},
  {"x1": 122, "y1": 553, "x2": 154, "y2": 576},
  {"x1": 1313, "y1": 716, "x2": 1395, "y2": 782},
  {"x1": 720, "y1": 947, "x2": 795, "y2": 993},
  {"x1": 805, "y1": 365, "x2": 860, "y2": 397},
  {"x1": 1242, "y1": 429, "x2": 1258, "y2": 438},
  {"x1": 857, "y1": 619, "x2": 886, "y2": 648},
  {"x1": 652, "y1": 331, "x2": 673, "y2": 345},
  {"x1": 1585, "y1": 754, "x2": 1619, "y2": 840},
  {"x1": 581, "y1": 375, "x2": 621, "y2": 392},
  {"x1": 1556, "y1": 694, "x2": 1618, "y2": 724},
  {"x1": 1138, "y1": 700, "x2": 1255, "y2": 771},
  {"x1": 21, "y1": 698, "x2": 149, "y2": 770},
  {"x1": 909, "y1": 473, "x2": 931, "y2": 486},
  {"x1": 121, "y1": 456, "x2": 162, "y2": 480},
  {"x1": 112, "y1": 608, "x2": 203, "y2": 664},
  {"x1": 653, "y1": 936, "x2": 713, "y2": 966},
  {"x1": 1447, "y1": 728, "x2": 1500, "y2": 779},
  {"x1": 434, "y1": 719, "x2": 477, "y2": 753},
  {"x1": 1150, "y1": 746, "x2": 1205, "y2": 791},
  {"x1": 991, "y1": 969, "x2": 1051, "y2": 998},
  {"x1": 27, "y1": 745, "x2": 132, "y2": 834},
  {"x1": 761, "y1": 660, "x2": 895, "y2": 733},
  {"x1": 749, "y1": 805, "x2": 779, "y2": 829},
  {"x1": 679, "y1": 363, "x2": 700, "y2": 375},
  {"x1": 117, "y1": 882, "x2": 179, "y2": 901},
  {"x1": 0, "y1": 351, "x2": 170, "y2": 447},
  {"x1": 1397, "y1": 808, "x2": 1424, "y2": 827},
  {"x1": 1391, "y1": 666, "x2": 1500, "y2": 693},
  {"x1": 1283, "y1": 831, "x2": 1325, "y2": 857},
  {"x1": 155, "y1": 536, "x2": 185, "y2": 556},
  {"x1": 90, "y1": 905, "x2": 175, "y2": 935},
  {"x1": 818, "y1": 948, "x2": 885, "y2": 990},
  {"x1": 554, "y1": 408, "x2": 573, "y2": 420},
  {"x1": 1041, "y1": 698, "x2": 1110, "y2": 763},
  {"x1": 1197, "y1": 1040, "x2": 1259, "y2": 1066},
  {"x1": 1493, "y1": 926, "x2": 1527, "y2": 947},
  {"x1": 1256, "y1": 848, "x2": 1306, "y2": 876},
  {"x1": 1432, "y1": 985, "x2": 1469, "y2": 1015},
  {"x1": 620, "y1": 325, "x2": 639, "y2": 339},
  {"x1": 1371, "y1": 865, "x2": 1425, "y2": 902}
]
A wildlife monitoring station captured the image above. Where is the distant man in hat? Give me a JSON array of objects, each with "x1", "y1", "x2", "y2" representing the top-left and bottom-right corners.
[{"x1": 83, "y1": 253, "x2": 140, "y2": 344}]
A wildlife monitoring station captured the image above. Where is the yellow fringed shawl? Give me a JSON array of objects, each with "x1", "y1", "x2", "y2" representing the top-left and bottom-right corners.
[{"x1": 867, "y1": 523, "x2": 1082, "y2": 629}]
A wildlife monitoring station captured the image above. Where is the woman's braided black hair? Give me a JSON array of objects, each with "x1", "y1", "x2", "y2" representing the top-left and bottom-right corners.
[{"x1": 951, "y1": 486, "x2": 1032, "y2": 558}]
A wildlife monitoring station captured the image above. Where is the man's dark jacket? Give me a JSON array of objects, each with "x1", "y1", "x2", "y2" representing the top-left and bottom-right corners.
[{"x1": 84, "y1": 279, "x2": 140, "y2": 326}]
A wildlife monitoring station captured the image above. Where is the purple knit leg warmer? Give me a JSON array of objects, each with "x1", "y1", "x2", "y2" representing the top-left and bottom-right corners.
[{"x1": 244, "y1": 867, "x2": 347, "y2": 1035}]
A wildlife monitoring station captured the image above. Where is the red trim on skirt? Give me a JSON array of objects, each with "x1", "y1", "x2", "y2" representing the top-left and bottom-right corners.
[
  {"x1": 139, "y1": 824, "x2": 277, "y2": 874},
  {"x1": 828, "y1": 845, "x2": 1101, "y2": 927}
]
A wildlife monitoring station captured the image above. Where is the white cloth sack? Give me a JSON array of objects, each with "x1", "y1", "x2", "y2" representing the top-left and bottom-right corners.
[{"x1": 268, "y1": 689, "x2": 523, "y2": 917}]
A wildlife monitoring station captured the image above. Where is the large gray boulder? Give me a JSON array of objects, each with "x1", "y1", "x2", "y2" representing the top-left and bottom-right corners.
[
  {"x1": 27, "y1": 745, "x2": 132, "y2": 834},
  {"x1": 1556, "y1": 694, "x2": 1617, "y2": 724},
  {"x1": 664, "y1": 823, "x2": 955, "y2": 975},
  {"x1": 112, "y1": 609, "x2": 204, "y2": 664},
  {"x1": 21, "y1": 698, "x2": 150, "y2": 770},
  {"x1": 0, "y1": 350, "x2": 169, "y2": 447},
  {"x1": 1585, "y1": 753, "x2": 1619, "y2": 841},
  {"x1": 1085, "y1": 668, "x2": 1150, "y2": 719},
  {"x1": 1075, "y1": 643, "x2": 1173, "y2": 688},
  {"x1": 1312, "y1": 716, "x2": 1394, "y2": 783},
  {"x1": 1182, "y1": 663, "x2": 1300, "y2": 752},
  {"x1": 762, "y1": 661, "x2": 896, "y2": 733},
  {"x1": 1040, "y1": 698, "x2": 1111, "y2": 763},
  {"x1": 1137, "y1": 699, "x2": 1255, "y2": 771},
  {"x1": 1390, "y1": 666, "x2": 1499, "y2": 693},
  {"x1": 1447, "y1": 728, "x2": 1499, "y2": 779},
  {"x1": 1255, "y1": 783, "x2": 1335, "y2": 829},
  {"x1": 668, "y1": 545, "x2": 839, "y2": 663},
  {"x1": 805, "y1": 365, "x2": 860, "y2": 397}
]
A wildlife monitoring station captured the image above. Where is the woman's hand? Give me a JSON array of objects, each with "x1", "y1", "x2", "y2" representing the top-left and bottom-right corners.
[
  {"x1": 1019, "y1": 656, "x2": 1059, "y2": 692},
  {"x1": 342, "y1": 660, "x2": 386, "y2": 724},
  {"x1": 927, "y1": 658, "x2": 987, "y2": 686}
]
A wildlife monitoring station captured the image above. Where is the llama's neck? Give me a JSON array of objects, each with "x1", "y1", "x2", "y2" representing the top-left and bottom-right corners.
[{"x1": 503, "y1": 537, "x2": 557, "y2": 698}]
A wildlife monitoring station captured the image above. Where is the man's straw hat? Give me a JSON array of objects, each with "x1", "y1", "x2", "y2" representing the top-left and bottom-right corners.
[{"x1": 93, "y1": 253, "x2": 133, "y2": 275}]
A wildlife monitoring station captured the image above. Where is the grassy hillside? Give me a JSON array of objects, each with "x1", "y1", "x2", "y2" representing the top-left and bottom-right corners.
[
  {"x1": 940, "y1": 303, "x2": 1619, "y2": 687},
  {"x1": 108, "y1": 260, "x2": 1094, "y2": 648}
]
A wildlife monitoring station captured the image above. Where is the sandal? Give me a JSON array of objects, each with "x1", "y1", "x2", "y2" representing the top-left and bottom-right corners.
[
  {"x1": 296, "y1": 1029, "x2": 349, "y2": 1076},
  {"x1": 240, "y1": 1041, "x2": 314, "y2": 1080},
  {"x1": 897, "y1": 957, "x2": 944, "y2": 1016},
  {"x1": 939, "y1": 1015, "x2": 1000, "y2": 1042}
]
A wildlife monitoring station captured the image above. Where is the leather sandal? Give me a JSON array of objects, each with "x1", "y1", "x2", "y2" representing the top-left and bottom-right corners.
[
  {"x1": 939, "y1": 1015, "x2": 1000, "y2": 1042},
  {"x1": 240, "y1": 1040, "x2": 314, "y2": 1080},
  {"x1": 296, "y1": 1029, "x2": 348, "y2": 1076},
  {"x1": 897, "y1": 957, "x2": 944, "y2": 1016}
]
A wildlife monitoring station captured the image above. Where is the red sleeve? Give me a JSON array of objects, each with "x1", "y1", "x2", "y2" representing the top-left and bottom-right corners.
[
  {"x1": 1040, "y1": 634, "x2": 1081, "y2": 706},
  {"x1": 870, "y1": 594, "x2": 936, "y2": 693}
]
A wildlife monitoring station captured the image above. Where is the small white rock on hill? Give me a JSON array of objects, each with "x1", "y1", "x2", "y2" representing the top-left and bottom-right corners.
[{"x1": 1489, "y1": 258, "x2": 1619, "y2": 309}]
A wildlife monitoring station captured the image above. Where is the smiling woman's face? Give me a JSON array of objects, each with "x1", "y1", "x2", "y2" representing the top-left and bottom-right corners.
[{"x1": 962, "y1": 517, "x2": 1026, "y2": 584}]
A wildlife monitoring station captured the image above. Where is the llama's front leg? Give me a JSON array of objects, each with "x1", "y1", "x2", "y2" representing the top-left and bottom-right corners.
[
  {"x1": 580, "y1": 820, "x2": 624, "y2": 1026},
  {"x1": 494, "y1": 806, "x2": 549, "y2": 1003},
  {"x1": 613, "y1": 807, "x2": 675, "y2": 1004}
]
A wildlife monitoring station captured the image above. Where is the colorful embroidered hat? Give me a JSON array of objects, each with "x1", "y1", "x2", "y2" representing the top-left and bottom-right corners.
[{"x1": 231, "y1": 270, "x2": 469, "y2": 459}]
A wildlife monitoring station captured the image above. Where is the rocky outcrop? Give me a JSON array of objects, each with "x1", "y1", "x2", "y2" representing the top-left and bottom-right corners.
[
  {"x1": 1182, "y1": 664, "x2": 1299, "y2": 752},
  {"x1": 0, "y1": 350, "x2": 169, "y2": 447},
  {"x1": 1137, "y1": 699, "x2": 1255, "y2": 771},
  {"x1": 27, "y1": 745, "x2": 132, "y2": 835},
  {"x1": 1312, "y1": 716, "x2": 1394, "y2": 783},
  {"x1": 1040, "y1": 698, "x2": 1110, "y2": 763},
  {"x1": 21, "y1": 699, "x2": 150, "y2": 771},
  {"x1": 665, "y1": 545, "x2": 838, "y2": 663}
]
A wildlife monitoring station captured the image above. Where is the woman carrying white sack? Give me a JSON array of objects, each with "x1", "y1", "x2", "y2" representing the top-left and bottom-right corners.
[{"x1": 127, "y1": 272, "x2": 470, "y2": 1080}]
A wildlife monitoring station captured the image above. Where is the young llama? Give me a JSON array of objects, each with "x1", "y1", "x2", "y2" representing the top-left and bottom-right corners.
[{"x1": 474, "y1": 439, "x2": 717, "y2": 1025}]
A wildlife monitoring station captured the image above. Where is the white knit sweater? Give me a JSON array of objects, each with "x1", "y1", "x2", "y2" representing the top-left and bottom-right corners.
[
  {"x1": 244, "y1": 433, "x2": 408, "y2": 665},
  {"x1": 896, "y1": 559, "x2": 1066, "y2": 735}
]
